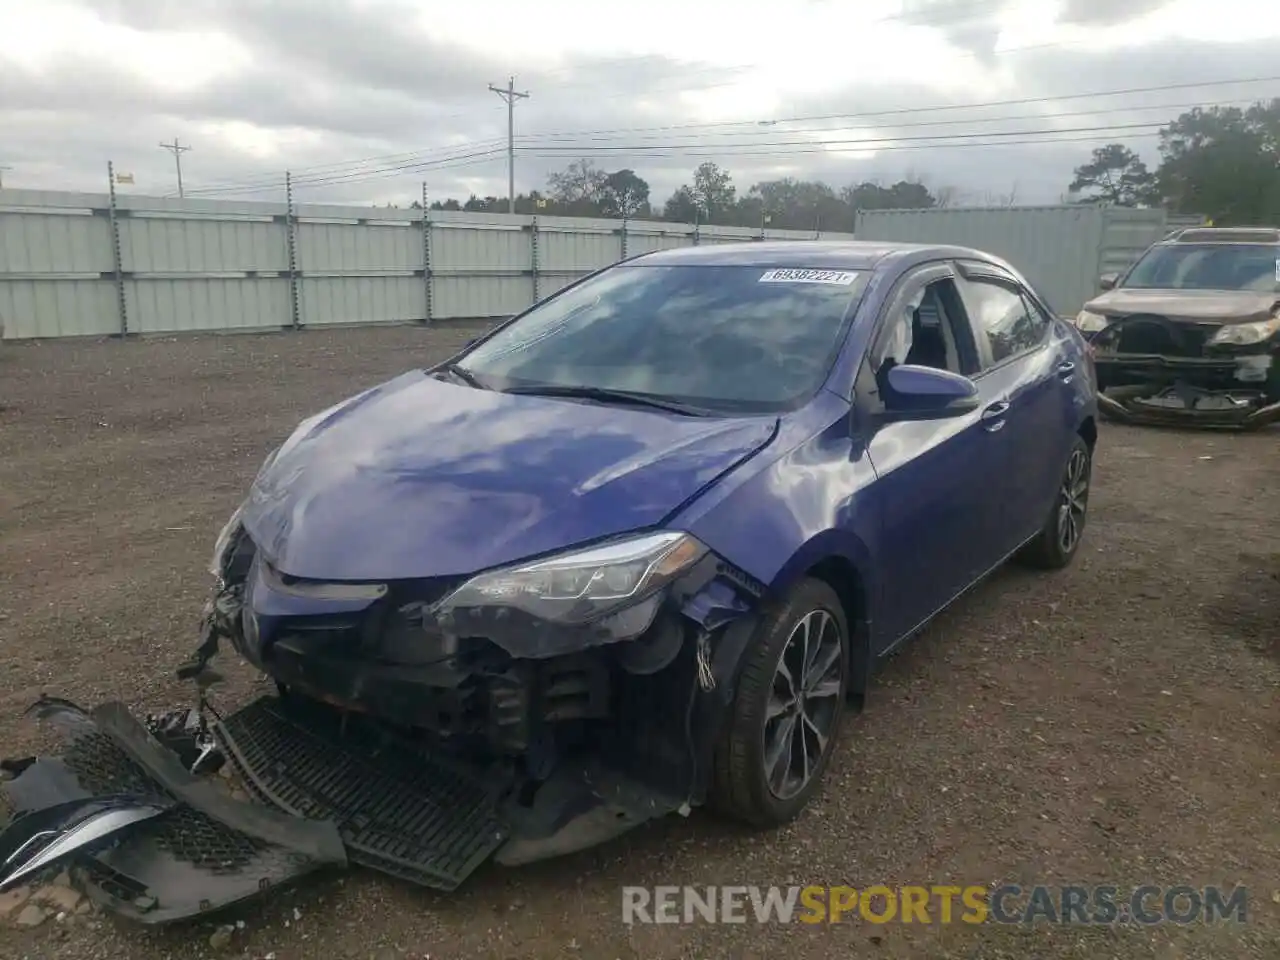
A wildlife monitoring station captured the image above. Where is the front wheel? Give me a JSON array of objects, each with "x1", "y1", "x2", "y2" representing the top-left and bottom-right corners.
[
  {"x1": 709, "y1": 578, "x2": 849, "y2": 827},
  {"x1": 1018, "y1": 435, "x2": 1092, "y2": 570}
]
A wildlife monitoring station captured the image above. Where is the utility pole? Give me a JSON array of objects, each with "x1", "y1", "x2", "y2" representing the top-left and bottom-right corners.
[
  {"x1": 488, "y1": 77, "x2": 529, "y2": 214},
  {"x1": 158, "y1": 137, "x2": 192, "y2": 197},
  {"x1": 0, "y1": 165, "x2": 10, "y2": 189}
]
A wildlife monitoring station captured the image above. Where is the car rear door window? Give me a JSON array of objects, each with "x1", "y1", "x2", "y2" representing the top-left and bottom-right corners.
[{"x1": 961, "y1": 277, "x2": 1050, "y2": 367}]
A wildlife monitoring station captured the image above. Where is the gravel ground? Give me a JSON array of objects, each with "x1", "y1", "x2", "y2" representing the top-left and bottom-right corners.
[{"x1": 0, "y1": 325, "x2": 1276, "y2": 960}]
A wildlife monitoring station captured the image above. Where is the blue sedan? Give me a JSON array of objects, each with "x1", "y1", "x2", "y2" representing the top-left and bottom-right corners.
[{"x1": 196, "y1": 241, "x2": 1098, "y2": 877}]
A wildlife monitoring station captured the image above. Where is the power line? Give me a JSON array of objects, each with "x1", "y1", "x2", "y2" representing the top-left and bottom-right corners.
[
  {"x1": 514, "y1": 120, "x2": 1176, "y2": 156},
  {"x1": 175, "y1": 70, "x2": 1280, "y2": 201},
  {"x1": 181, "y1": 102, "x2": 1227, "y2": 200},
  {"x1": 523, "y1": 72, "x2": 1280, "y2": 141},
  {"x1": 183, "y1": 137, "x2": 510, "y2": 196},
  {"x1": 513, "y1": 95, "x2": 1267, "y2": 148},
  {"x1": 292, "y1": 147, "x2": 509, "y2": 190},
  {"x1": 188, "y1": 146, "x2": 510, "y2": 198},
  {"x1": 526, "y1": 129, "x2": 1166, "y2": 164},
  {"x1": 187, "y1": 72, "x2": 1280, "y2": 198},
  {"x1": 158, "y1": 137, "x2": 192, "y2": 197},
  {"x1": 194, "y1": 121, "x2": 1169, "y2": 200},
  {"x1": 489, "y1": 77, "x2": 530, "y2": 213}
]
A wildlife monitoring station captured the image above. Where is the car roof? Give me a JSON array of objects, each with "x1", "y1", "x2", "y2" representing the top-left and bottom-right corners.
[{"x1": 628, "y1": 240, "x2": 999, "y2": 271}]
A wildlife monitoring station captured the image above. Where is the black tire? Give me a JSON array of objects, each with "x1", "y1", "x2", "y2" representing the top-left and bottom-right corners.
[
  {"x1": 709, "y1": 578, "x2": 849, "y2": 827},
  {"x1": 1018, "y1": 434, "x2": 1092, "y2": 570}
]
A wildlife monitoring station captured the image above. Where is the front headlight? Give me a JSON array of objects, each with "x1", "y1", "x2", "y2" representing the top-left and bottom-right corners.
[
  {"x1": 209, "y1": 446, "x2": 278, "y2": 580},
  {"x1": 1074, "y1": 310, "x2": 1109, "y2": 333},
  {"x1": 1207, "y1": 315, "x2": 1280, "y2": 346},
  {"x1": 437, "y1": 531, "x2": 708, "y2": 626},
  {"x1": 208, "y1": 501, "x2": 246, "y2": 579}
]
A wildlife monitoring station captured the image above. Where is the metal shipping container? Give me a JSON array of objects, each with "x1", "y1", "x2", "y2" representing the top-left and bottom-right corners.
[{"x1": 854, "y1": 204, "x2": 1172, "y2": 316}]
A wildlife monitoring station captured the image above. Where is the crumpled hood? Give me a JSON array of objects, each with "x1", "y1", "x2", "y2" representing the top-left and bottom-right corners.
[
  {"x1": 241, "y1": 371, "x2": 777, "y2": 581},
  {"x1": 1085, "y1": 288, "x2": 1279, "y2": 324}
]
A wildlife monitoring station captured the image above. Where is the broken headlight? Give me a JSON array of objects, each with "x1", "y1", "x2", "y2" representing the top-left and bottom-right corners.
[
  {"x1": 437, "y1": 531, "x2": 708, "y2": 627},
  {"x1": 1074, "y1": 310, "x2": 1109, "y2": 333},
  {"x1": 1208, "y1": 315, "x2": 1280, "y2": 346},
  {"x1": 208, "y1": 501, "x2": 246, "y2": 580},
  {"x1": 208, "y1": 447, "x2": 278, "y2": 580}
]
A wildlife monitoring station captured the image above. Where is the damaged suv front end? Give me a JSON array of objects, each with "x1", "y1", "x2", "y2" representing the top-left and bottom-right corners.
[{"x1": 1076, "y1": 227, "x2": 1280, "y2": 429}]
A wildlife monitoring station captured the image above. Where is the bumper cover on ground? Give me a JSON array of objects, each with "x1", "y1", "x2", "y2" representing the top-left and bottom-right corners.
[
  {"x1": 216, "y1": 696, "x2": 510, "y2": 891},
  {"x1": 0, "y1": 698, "x2": 346, "y2": 923},
  {"x1": 2, "y1": 690, "x2": 682, "y2": 922}
]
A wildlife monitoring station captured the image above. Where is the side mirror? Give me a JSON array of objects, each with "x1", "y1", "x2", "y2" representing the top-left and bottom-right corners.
[
  {"x1": 882, "y1": 364, "x2": 980, "y2": 421},
  {"x1": 1098, "y1": 273, "x2": 1119, "y2": 291}
]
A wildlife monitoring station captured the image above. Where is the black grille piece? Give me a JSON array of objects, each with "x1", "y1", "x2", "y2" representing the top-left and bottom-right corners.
[
  {"x1": 216, "y1": 696, "x2": 510, "y2": 891},
  {"x1": 147, "y1": 806, "x2": 265, "y2": 874},
  {"x1": 18, "y1": 711, "x2": 334, "y2": 924},
  {"x1": 62, "y1": 731, "x2": 267, "y2": 873},
  {"x1": 63, "y1": 732, "x2": 155, "y2": 795}
]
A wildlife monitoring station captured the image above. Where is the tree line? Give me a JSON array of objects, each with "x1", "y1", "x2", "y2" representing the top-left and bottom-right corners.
[
  {"x1": 410, "y1": 99, "x2": 1280, "y2": 228},
  {"x1": 415, "y1": 159, "x2": 956, "y2": 232},
  {"x1": 1067, "y1": 98, "x2": 1280, "y2": 224}
]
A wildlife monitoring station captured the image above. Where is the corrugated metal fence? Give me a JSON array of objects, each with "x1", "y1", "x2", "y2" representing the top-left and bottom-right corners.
[
  {"x1": 0, "y1": 190, "x2": 856, "y2": 339},
  {"x1": 854, "y1": 205, "x2": 1197, "y2": 316}
]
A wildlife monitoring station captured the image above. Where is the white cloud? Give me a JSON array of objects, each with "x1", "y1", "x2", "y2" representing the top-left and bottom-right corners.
[
  {"x1": 0, "y1": 0, "x2": 248, "y2": 87},
  {"x1": 0, "y1": 0, "x2": 1277, "y2": 206}
]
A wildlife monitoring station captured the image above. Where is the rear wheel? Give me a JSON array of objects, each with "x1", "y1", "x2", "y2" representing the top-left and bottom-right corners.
[
  {"x1": 710, "y1": 578, "x2": 849, "y2": 827},
  {"x1": 1018, "y1": 435, "x2": 1092, "y2": 570}
]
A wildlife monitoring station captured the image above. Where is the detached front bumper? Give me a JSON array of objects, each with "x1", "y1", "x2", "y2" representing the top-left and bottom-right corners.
[
  {"x1": 0, "y1": 697, "x2": 347, "y2": 923},
  {"x1": 1096, "y1": 382, "x2": 1280, "y2": 429},
  {"x1": 1091, "y1": 345, "x2": 1280, "y2": 429},
  {"x1": 0, "y1": 687, "x2": 693, "y2": 922}
]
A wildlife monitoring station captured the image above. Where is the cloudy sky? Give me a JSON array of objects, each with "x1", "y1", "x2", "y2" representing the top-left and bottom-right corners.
[{"x1": 2, "y1": 0, "x2": 1278, "y2": 208}]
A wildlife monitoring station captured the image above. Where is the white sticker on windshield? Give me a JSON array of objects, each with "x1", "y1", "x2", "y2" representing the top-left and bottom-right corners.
[{"x1": 758, "y1": 268, "x2": 858, "y2": 285}]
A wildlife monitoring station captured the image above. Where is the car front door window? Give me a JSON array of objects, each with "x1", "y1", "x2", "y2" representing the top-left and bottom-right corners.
[
  {"x1": 963, "y1": 278, "x2": 1049, "y2": 367},
  {"x1": 871, "y1": 278, "x2": 974, "y2": 380}
]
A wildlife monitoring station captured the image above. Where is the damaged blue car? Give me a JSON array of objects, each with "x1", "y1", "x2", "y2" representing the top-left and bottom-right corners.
[{"x1": 1, "y1": 242, "x2": 1098, "y2": 919}]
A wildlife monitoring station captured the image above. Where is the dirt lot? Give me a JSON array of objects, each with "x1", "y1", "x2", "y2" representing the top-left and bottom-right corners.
[{"x1": 0, "y1": 325, "x2": 1276, "y2": 960}]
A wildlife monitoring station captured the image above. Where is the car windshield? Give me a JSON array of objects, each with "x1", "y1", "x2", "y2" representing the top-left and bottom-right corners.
[
  {"x1": 455, "y1": 263, "x2": 868, "y2": 413},
  {"x1": 1122, "y1": 243, "x2": 1280, "y2": 292}
]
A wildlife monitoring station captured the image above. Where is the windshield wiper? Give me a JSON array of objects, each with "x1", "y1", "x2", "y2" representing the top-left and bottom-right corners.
[
  {"x1": 440, "y1": 363, "x2": 489, "y2": 390},
  {"x1": 502, "y1": 384, "x2": 713, "y2": 416}
]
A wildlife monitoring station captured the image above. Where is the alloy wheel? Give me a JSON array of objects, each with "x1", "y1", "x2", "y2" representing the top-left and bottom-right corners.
[
  {"x1": 1056, "y1": 447, "x2": 1090, "y2": 554},
  {"x1": 763, "y1": 608, "x2": 845, "y2": 801}
]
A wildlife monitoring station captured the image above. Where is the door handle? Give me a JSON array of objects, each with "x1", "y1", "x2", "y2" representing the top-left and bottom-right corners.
[
  {"x1": 1056, "y1": 360, "x2": 1076, "y2": 380},
  {"x1": 980, "y1": 400, "x2": 1010, "y2": 431}
]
